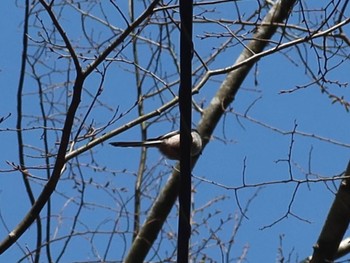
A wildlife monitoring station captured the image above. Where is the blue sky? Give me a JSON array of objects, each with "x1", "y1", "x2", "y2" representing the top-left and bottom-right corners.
[{"x1": 1, "y1": 1, "x2": 350, "y2": 262}]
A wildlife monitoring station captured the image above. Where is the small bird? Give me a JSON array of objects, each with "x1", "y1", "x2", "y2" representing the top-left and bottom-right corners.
[{"x1": 110, "y1": 129, "x2": 202, "y2": 160}]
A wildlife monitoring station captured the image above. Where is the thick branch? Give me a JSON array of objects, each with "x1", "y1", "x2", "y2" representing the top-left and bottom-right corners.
[{"x1": 309, "y1": 161, "x2": 350, "y2": 262}]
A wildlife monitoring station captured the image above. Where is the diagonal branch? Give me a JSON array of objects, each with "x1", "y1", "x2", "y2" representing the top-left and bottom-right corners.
[{"x1": 309, "y1": 161, "x2": 350, "y2": 262}]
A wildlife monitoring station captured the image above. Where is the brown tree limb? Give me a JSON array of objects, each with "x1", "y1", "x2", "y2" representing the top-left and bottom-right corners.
[{"x1": 309, "y1": 161, "x2": 350, "y2": 262}]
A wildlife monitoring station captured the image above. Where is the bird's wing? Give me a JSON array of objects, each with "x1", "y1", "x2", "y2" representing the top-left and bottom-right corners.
[{"x1": 156, "y1": 130, "x2": 180, "y2": 140}]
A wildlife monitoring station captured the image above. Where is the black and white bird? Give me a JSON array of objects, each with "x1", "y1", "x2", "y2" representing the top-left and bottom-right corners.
[{"x1": 109, "y1": 129, "x2": 202, "y2": 160}]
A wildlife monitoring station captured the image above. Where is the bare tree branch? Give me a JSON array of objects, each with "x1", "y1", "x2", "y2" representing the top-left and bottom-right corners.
[
  {"x1": 309, "y1": 161, "x2": 350, "y2": 262},
  {"x1": 0, "y1": 0, "x2": 161, "y2": 254},
  {"x1": 125, "y1": 0, "x2": 297, "y2": 261}
]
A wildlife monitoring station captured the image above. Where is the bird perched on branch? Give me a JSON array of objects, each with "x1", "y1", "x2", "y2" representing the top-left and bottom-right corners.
[{"x1": 109, "y1": 129, "x2": 202, "y2": 160}]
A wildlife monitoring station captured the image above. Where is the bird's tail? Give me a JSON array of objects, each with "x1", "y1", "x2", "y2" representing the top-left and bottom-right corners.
[{"x1": 110, "y1": 140, "x2": 162, "y2": 148}]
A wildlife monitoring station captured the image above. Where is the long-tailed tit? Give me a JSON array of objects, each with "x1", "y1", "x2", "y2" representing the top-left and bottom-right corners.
[{"x1": 110, "y1": 129, "x2": 202, "y2": 160}]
